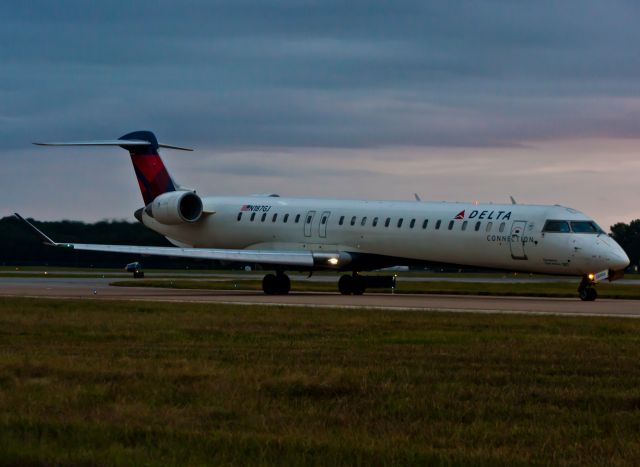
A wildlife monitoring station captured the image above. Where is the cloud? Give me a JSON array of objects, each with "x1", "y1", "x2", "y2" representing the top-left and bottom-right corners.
[{"x1": 1, "y1": 1, "x2": 640, "y2": 224}]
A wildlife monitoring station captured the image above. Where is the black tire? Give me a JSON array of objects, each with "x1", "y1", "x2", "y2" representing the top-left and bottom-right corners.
[
  {"x1": 338, "y1": 275, "x2": 353, "y2": 295},
  {"x1": 276, "y1": 274, "x2": 291, "y2": 295},
  {"x1": 352, "y1": 276, "x2": 366, "y2": 295},
  {"x1": 262, "y1": 274, "x2": 278, "y2": 295},
  {"x1": 133, "y1": 271, "x2": 144, "y2": 279},
  {"x1": 579, "y1": 287, "x2": 597, "y2": 301}
]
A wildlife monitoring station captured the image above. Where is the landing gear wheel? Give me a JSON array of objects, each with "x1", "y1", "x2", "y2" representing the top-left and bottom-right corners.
[
  {"x1": 352, "y1": 275, "x2": 365, "y2": 295},
  {"x1": 578, "y1": 276, "x2": 598, "y2": 301},
  {"x1": 262, "y1": 273, "x2": 290, "y2": 295},
  {"x1": 579, "y1": 287, "x2": 597, "y2": 301},
  {"x1": 338, "y1": 275, "x2": 353, "y2": 295},
  {"x1": 276, "y1": 274, "x2": 291, "y2": 295},
  {"x1": 262, "y1": 274, "x2": 278, "y2": 295}
]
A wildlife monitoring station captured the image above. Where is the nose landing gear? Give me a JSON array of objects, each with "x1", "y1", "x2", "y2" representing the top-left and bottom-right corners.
[{"x1": 578, "y1": 276, "x2": 597, "y2": 301}]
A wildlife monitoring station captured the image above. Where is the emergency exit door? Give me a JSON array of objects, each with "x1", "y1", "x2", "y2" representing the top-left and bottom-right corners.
[
  {"x1": 319, "y1": 211, "x2": 331, "y2": 238},
  {"x1": 304, "y1": 210, "x2": 316, "y2": 237}
]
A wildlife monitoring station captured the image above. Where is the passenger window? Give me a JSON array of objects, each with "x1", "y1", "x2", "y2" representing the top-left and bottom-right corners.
[
  {"x1": 486, "y1": 222, "x2": 493, "y2": 232},
  {"x1": 283, "y1": 214, "x2": 289, "y2": 223},
  {"x1": 237, "y1": 212, "x2": 242, "y2": 221},
  {"x1": 250, "y1": 213, "x2": 256, "y2": 222},
  {"x1": 385, "y1": 218, "x2": 391, "y2": 227},
  {"x1": 272, "y1": 213, "x2": 278, "y2": 222},
  {"x1": 448, "y1": 220, "x2": 454, "y2": 230},
  {"x1": 339, "y1": 216, "x2": 344, "y2": 226},
  {"x1": 475, "y1": 221, "x2": 481, "y2": 231},
  {"x1": 397, "y1": 218, "x2": 403, "y2": 228},
  {"x1": 306, "y1": 215, "x2": 313, "y2": 224},
  {"x1": 422, "y1": 219, "x2": 428, "y2": 229},
  {"x1": 295, "y1": 214, "x2": 301, "y2": 223},
  {"x1": 361, "y1": 217, "x2": 367, "y2": 226},
  {"x1": 499, "y1": 222, "x2": 505, "y2": 233},
  {"x1": 261, "y1": 213, "x2": 267, "y2": 222},
  {"x1": 350, "y1": 216, "x2": 356, "y2": 226},
  {"x1": 410, "y1": 219, "x2": 416, "y2": 228},
  {"x1": 372, "y1": 217, "x2": 379, "y2": 227},
  {"x1": 543, "y1": 220, "x2": 570, "y2": 233},
  {"x1": 462, "y1": 221, "x2": 468, "y2": 231},
  {"x1": 435, "y1": 220, "x2": 441, "y2": 230},
  {"x1": 321, "y1": 216, "x2": 327, "y2": 225}
]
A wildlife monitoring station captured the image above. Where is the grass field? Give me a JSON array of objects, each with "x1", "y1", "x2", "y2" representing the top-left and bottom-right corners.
[
  {"x1": 112, "y1": 277, "x2": 640, "y2": 299},
  {"x1": 1, "y1": 297, "x2": 640, "y2": 465}
]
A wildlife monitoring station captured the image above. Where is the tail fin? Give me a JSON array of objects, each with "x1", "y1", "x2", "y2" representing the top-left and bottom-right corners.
[
  {"x1": 34, "y1": 130, "x2": 193, "y2": 205},
  {"x1": 119, "y1": 131, "x2": 178, "y2": 205}
]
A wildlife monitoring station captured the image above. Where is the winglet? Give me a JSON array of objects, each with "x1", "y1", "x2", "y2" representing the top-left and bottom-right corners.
[{"x1": 14, "y1": 213, "x2": 58, "y2": 246}]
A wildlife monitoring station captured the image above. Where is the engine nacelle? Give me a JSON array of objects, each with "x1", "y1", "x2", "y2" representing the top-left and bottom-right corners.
[{"x1": 147, "y1": 191, "x2": 203, "y2": 225}]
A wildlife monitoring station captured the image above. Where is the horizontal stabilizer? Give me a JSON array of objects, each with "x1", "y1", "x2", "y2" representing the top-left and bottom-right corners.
[{"x1": 34, "y1": 140, "x2": 193, "y2": 151}]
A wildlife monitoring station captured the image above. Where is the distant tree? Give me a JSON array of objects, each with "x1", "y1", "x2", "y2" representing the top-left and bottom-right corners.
[
  {"x1": 610, "y1": 220, "x2": 640, "y2": 269},
  {"x1": 0, "y1": 216, "x2": 224, "y2": 269}
]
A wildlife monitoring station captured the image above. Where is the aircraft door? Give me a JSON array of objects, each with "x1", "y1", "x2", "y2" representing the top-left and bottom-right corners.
[
  {"x1": 319, "y1": 211, "x2": 331, "y2": 238},
  {"x1": 510, "y1": 220, "x2": 528, "y2": 260},
  {"x1": 304, "y1": 210, "x2": 316, "y2": 237}
]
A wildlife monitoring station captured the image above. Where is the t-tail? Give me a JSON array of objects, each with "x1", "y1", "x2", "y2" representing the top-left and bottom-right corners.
[{"x1": 34, "y1": 130, "x2": 193, "y2": 205}]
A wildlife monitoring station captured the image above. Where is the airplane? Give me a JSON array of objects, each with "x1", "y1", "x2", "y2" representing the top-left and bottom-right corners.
[{"x1": 16, "y1": 130, "x2": 630, "y2": 301}]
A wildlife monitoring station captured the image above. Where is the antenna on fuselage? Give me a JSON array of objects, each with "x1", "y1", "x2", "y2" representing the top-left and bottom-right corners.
[
  {"x1": 414, "y1": 193, "x2": 422, "y2": 202},
  {"x1": 510, "y1": 196, "x2": 517, "y2": 205}
]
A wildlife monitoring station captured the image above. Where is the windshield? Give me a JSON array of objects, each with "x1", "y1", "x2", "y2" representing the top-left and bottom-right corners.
[
  {"x1": 543, "y1": 220, "x2": 570, "y2": 233},
  {"x1": 570, "y1": 221, "x2": 604, "y2": 234},
  {"x1": 543, "y1": 220, "x2": 604, "y2": 234}
]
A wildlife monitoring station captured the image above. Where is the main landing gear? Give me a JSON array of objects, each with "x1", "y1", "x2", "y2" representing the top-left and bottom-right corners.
[
  {"x1": 578, "y1": 276, "x2": 598, "y2": 302},
  {"x1": 262, "y1": 272, "x2": 291, "y2": 295},
  {"x1": 338, "y1": 273, "x2": 396, "y2": 295},
  {"x1": 260, "y1": 272, "x2": 396, "y2": 295}
]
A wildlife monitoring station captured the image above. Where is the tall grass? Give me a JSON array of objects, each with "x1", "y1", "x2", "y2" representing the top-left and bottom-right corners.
[{"x1": 1, "y1": 297, "x2": 640, "y2": 465}]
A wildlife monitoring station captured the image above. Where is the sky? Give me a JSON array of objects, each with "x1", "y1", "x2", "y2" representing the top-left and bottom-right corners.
[{"x1": 2, "y1": 0, "x2": 640, "y2": 229}]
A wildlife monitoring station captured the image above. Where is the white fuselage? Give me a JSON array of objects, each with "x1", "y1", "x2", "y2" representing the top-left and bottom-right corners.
[{"x1": 141, "y1": 196, "x2": 629, "y2": 276}]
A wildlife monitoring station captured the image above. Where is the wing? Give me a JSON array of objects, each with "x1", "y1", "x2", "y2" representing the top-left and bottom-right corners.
[{"x1": 14, "y1": 213, "x2": 348, "y2": 269}]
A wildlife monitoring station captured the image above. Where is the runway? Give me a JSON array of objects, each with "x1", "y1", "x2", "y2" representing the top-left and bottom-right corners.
[{"x1": 1, "y1": 277, "x2": 640, "y2": 318}]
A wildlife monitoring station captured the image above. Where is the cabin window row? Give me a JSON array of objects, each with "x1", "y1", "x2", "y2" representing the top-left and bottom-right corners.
[
  {"x1": 236, "y1": 212, "x2": 301, "y2": 223},
  {"x1": 337, "y1": 216, "x2": 507, "y2": 233},
  {"x1": 236, "y1": 211, "x2": 508, "y2": 233}
]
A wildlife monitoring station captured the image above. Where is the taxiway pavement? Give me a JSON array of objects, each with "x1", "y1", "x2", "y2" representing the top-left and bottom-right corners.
[{"x1": 1, "y1": 277, "x2": 639, "y2": 318}]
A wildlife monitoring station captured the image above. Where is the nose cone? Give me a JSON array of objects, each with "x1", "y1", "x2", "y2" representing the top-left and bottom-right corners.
[
  {"x1": 609, "y1": 241, "x2": 630, "y2": 271},
  {"x1": 577, "y1": 235, "x2": 629, "y2": 273}
]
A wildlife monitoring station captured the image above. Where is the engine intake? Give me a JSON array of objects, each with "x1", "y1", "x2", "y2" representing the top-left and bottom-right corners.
[{"x1": 147, "y1": 191, "x2": 203, "y2": 225}]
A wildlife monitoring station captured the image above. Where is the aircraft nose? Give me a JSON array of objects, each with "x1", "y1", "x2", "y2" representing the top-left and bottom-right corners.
[
  {"x1": 609, "y1": 244, "x2": 630, "y2": 271},
  {"x1": 579, "y1": 235, "x2": 629, "y2": 273}
]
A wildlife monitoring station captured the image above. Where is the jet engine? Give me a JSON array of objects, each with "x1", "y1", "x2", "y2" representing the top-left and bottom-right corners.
[{"x1": 146, "y1": 191, "x2": 203, "y2": 225}]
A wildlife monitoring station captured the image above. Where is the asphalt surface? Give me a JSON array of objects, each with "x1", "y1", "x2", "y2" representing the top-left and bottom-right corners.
[
  {"x1": 4, "y1": 270, "x2": 640, "y2": 284},
  {"x1": 1, "y1": 276, "x2": 640, "y2": 318}
]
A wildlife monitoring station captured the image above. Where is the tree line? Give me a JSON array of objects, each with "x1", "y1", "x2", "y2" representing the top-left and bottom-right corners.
[
  {"x1": 1, "y1": 215, "x2": 639, "y2": 270},
  {"x1": 610, "y1": 220, "x2": 640, "y2": 271},
  {"x1": 0, "y1": 216, "x2": 222, "y2": 269}
]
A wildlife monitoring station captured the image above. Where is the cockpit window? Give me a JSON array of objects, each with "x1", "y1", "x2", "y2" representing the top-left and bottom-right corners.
[
  {"x1": 543, "y1": 220, "x2": 604, "y2": 234},
  {"x1": 543, "y1": 220, "x2": 570, "y2": 233},
  {"x1": 570, "y1": 221, "x2": 604, "y2": 234}
]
